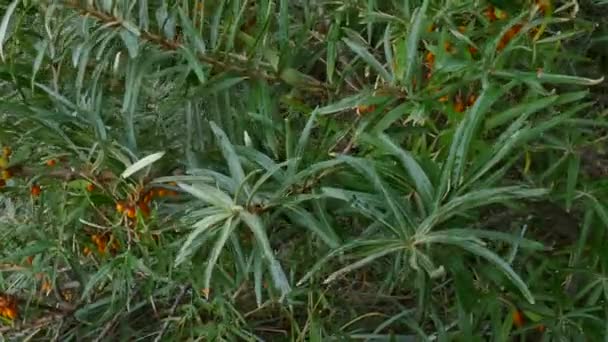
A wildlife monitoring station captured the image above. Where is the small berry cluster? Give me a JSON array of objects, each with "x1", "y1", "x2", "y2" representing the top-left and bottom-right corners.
[
  {"x1": 115, "y1": 182, "x2": 178, "y2": 220},
  {"x1": 0, "y1": 294, "x2": 18, "y2": 320},
  {"x1": 0, "y1": 146, "x2": 12, "y2": 188},
  {"x1": 83, "y1": 233, "x2": 120, "y2": 256}
]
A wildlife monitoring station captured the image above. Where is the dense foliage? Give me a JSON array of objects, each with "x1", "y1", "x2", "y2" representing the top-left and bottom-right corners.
[{"x1": 0, "y1": 0, "x2": 607, "y2": 340}]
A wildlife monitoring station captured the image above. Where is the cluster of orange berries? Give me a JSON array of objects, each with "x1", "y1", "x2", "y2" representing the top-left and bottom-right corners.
[
  {"x1": 84, "y1": 233, "x2": 120, "y2": 256},
  {"x1": 512, "y1": 309, "x2": 546, "y2": 332},
  {"x1": 115, "y1": 183, "x2": 178, "y2": 220},
  {"x1": 355, "y1": 104, "x2": 376, "y2": 116},
  {"x1": 0, "y1": 294, "x2": 18, "y2": 320},
  {"x1": 453, "y1": 92, "x2": 477, "y2": 113},
  {"x1": 0, "y1": 146, "x2": 13, "y2": 188}
]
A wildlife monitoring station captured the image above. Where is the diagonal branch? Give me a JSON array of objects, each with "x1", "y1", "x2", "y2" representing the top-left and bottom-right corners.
[{"x1": 61, "y1": 1, "x2": 324, "y2": 91}]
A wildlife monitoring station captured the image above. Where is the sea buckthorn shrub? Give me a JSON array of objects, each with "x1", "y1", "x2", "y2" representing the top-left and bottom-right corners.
[{"x1": 0, "y1": 0, "x2": 607, "y2": 340}]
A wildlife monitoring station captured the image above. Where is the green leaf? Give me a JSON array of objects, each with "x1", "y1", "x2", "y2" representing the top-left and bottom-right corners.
[
  {"x1": 421, "y1": 234, "x2": 535, "y2": 304},
  {"x1": 404, "y1": 0, "x2": 429, "y2": 91},
  {"x1": 485, "y1": 95, "x2": 558, "y2": 130},
  {"x1": 296, "y1": 239, "x2": 399, "y2": 286},
  {"x1": 178, "y1": 8, "x2": 206, "y2": 53},
  {"x1": 587, "y1": 194, "x2": 608, "y2": 232},
  {"x1": 203, "y1": 217, "x2": 238, "y2": 290},
  {"x1": 121, "y1": 151, "x2": 165, "y2": 179},
  {"x1": 493, "y1": 70, "x2": 604, "y2": 85},
  {"x1": 317, "y1": 91, "x2": 372, "y2": 115},
  {"x1": 119, "y1": 29, "x2": 139, "y2": 58},
  {"x1": 286, "y1": 206, "x2": 341, "y2": 248},
  {"x1": 240, "y1": 212, "x2": 291, "y2": 298},
  {"x1": 178, "y1": 182, "x2": 234, "y2": 209},
  {"x1": 451, "y1": 85, "x2": 504, "y2": 186},
  {"x1": 369, "y1": 133, "x2": 434, "y2": 209},
  {"x1": 175, "y1": 213, "x2": 232, "y2": 266},
  {"x1": 442, "y1": 229, "x2": 545, "y2": 250},
  {"x1": 0, "y1": 0, "x2": 19, "y2": 62},
  {"x1": 342, "y1": 37, "x2": 391, "y2": 82},
  {"x1": 209, "y1": 121, "x2": 249, "y2": 195},
  {"x1": 339, "y1": 155, "x2": 413, "y2": 236},
  {"x1": 324, "y1": 244, "x2": 404, "y2": 284},
  {"x1": 422, "y1": 186, "x2": 547, "y2": 234},
  {"x1": 288, "y1": 109, "x2": 318, "y2": 177},
  {"x1": 180, "y1": 46, "x2": 206, "y2": 83}
]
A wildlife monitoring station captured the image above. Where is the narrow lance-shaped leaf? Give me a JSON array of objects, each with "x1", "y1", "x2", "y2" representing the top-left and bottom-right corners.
[
  {"x1": 121, "y1": 151, "x2": 165, "y2": 179},
  {"x1": 178, "y1": 182, "x2": 234, "y2": 209},
  {"x1": 209, "y1": 121, "x2": 249, "y2": 196},
  {"x1": 343, "y1": 38, "x2": 391, "y2": 82},
  {"x1": 421, "y1": 233, "x2": 535, "y2": 304},
  {"x1": 492, "y1": 70, "x2": 604, "y2": 86},
  {"x1": 404, "y1": 0, "x2": 429, "y2": 91},
  {"x1": 175, "y1": 213, "x2": 232, "y2": 266},
  {"x1": 0, "y1": 0, "x2": 20, "y2": 62},
  {"x1": 203, "y1": 217, "x2": 238, "y2": 290},
  {"x1": 287, "y1": 109, "x2": 318, "y2": 178},
  {"x1": 371, "y1": 133, "x2": 434, "y2": 209},
  {"x1": 240, "y1": 212, "x2": 291, "y2": 298},
  {"x1": 286, "y1": 206, "x2": 341, "y2": 248},
  {"x1": 339, "y1": 155, "x2": 413, "y2": 237}
]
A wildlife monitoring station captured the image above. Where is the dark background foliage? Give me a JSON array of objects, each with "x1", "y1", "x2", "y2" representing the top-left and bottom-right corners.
[{"x1": 0, "y1": 0, "x2": 607, "y2": 340}]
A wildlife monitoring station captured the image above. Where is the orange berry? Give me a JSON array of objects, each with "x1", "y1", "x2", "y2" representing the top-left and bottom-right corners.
[
  {"x1": 512, "y1": 310, "x2": 524, "y2": 328},
  {"x1": 46, "y1": 159, "x2": 57, "y2": 167},
  {"x1": 356, "y1": 104, "x2": 376, "y2": 116},
  {"x1": 1, "y1": 169, "x2": 12, "y2": 180},
  {"x1": 484, "y1": 6, "x2": 497, "y2": 22},
  {"x1": 126, "y1": 206, "x2": 137, "y2": 218},
  {"x1": 86, "y1": 183, "x2": 95, "y2": 192},
  {"x1": 157, "y1": 189, "x2": 168, "y2": 197},
  {"x1": 2, "y1": 146, "x2": 11, "y2": 158},
  {"x1": 41, "y1": 280, "x2": 52, "y2": 295},
  {"x1": 138, "y1": 202, "x2": 150, "y2": 217},
  {"x1": 31, "y1": 184, "x2": 41, "y2": 197},
  {"x1": 444, "y1": 41, "x2": 454, "y2": 53},
  {"x1": 96, "y1": 242, "x2": 107, "y2": 254},
  {"x1": 458, "y1": 25, "x2": 467, "y2": 33},
  {"x1": 467, "y1": 94, "x2": 477, "y2": 107},
  {"x1": 83, "y1": 246, "x2": 92, "y2": 256},
  {"x1": 425, "y1": 51, "x2": 435, "y2": 67},
  {"x1": 4, "y1": 307, "x2": 17, "y2": 320},
  {"x1": 110, "y1": 237, "x2": 120, "y2": 252},
  {"x1": 92, "y1": 234, "x2": 107, "y2": 254},
  {"x1": 468, "y1": 45, "x2": 478, "y2": 55},
  {"x1": 26, "y1": 256, "x2": 33, "y2": 265},
  {"x1": 454, "y1": 97, "x2": 465, "y2": 113},
  {"x1": 116, "y1": 202, "x2": 125, "y2": 213}
]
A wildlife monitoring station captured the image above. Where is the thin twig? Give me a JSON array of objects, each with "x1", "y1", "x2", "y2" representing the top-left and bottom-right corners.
[{"x1": 153, "y1": 284, "x2": 191, "y2": 342}]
